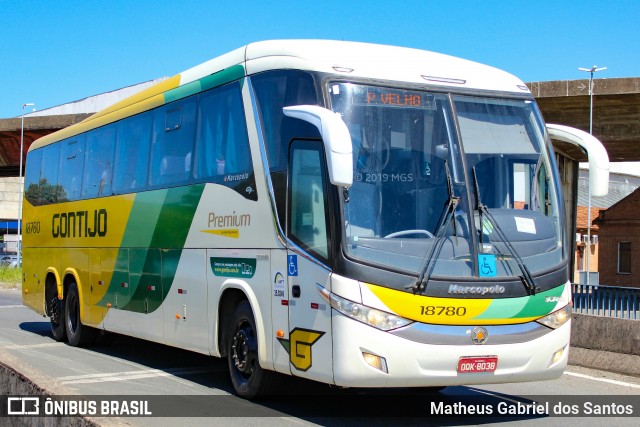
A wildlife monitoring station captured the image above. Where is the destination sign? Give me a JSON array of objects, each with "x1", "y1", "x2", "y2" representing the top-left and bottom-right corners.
[{"x1": 355, "y1": 88, "x2": 436, "y2": 110}]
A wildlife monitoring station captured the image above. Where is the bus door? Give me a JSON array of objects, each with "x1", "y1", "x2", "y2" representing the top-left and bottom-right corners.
[{"x1": 286, "y1": 140, "x2": 334, "y2": 384}]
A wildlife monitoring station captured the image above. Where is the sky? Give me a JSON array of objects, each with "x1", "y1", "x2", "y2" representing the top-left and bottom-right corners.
[{"x1": 1, "y1": 0, "x2": 639, "y2": 119}]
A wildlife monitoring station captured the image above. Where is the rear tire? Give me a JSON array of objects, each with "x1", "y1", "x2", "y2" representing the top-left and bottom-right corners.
[
  {"x1": 46, "y1": 277, "x2": 66, "y2": 342},
  {"x1": 65, "y1": 282, "x2": 97, "y2": 347},
  {"x1": 227, "y1": 300, "x2": 280, "y2": 399},
  {"x1": 50, "y1": 298, "x2": 66, "y2": 342}
]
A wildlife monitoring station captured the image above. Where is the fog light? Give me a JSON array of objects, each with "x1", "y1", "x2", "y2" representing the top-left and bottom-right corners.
[
  {"x1": 362, "y1": 352, "x2": 388, "y2": 373},
  {"x1": 549, "y1": 346, "x2": 567, "y2": 367}
]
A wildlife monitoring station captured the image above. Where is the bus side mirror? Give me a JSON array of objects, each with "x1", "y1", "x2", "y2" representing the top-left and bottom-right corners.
[
  {"x1": 283, "y1": 105, "x2": 353, "y2": 187},
  {"x1": 546, "y1": 124, "x2": 609, "y2": 197}
]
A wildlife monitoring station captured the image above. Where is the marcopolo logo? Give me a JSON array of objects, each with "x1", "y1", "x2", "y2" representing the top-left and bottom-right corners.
[{"x1": 448, "y1": 284, "x2": 506, "y2": 295}]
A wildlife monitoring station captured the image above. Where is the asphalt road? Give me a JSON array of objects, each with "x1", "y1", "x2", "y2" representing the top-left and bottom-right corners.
[{"x1": 1, "y1": 288, "x2": 639, "y2": 426}]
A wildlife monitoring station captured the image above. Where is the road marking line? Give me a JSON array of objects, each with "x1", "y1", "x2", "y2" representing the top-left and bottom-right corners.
[
  {"x1": 59, "y1": 367, "x2": 222, "y2": 384},
  {"x1": 4, "y1": 342, "x2": 63, "y2": 350},
  {"x1": 564, "y1": 371, "x2": 640, "y2": 389},
  {"x1": 0, "y1": 305, "x2": 26, "y2": 309}
]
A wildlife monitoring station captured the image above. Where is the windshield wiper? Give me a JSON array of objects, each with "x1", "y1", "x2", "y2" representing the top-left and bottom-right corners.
[
  {"x1": 408, "y1": 160, "x2": 459, "y2": 294},
  {"x1": 472, "y1": 167, "x2": 539, "y2": 294}
]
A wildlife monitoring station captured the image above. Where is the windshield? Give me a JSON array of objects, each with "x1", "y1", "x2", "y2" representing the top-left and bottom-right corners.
[{"x1": 329, "y1": 83, "x2": 564, "y2": 280}]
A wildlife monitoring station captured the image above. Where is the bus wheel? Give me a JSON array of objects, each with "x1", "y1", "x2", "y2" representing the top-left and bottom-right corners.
[
  {"x1": 50, "y1": 297, "x2": 66, "y2": 342},
  {"x1": 46, "y1": 277, "x2": 66, "y2": 342},
  {"x1": 64, "y1": 282, "x2": 96, "y2": 347},
  {"x1": 227, "y1": 300, "x2": 279, "y2": 399}
]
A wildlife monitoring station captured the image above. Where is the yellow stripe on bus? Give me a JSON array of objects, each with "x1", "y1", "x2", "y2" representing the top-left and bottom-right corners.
[
  {"x1": 365, "y1": 283, "x2": 539, "y2": 326},
  {"x1": 29, "y1": 76, "x2": 181, "y2": 151}
]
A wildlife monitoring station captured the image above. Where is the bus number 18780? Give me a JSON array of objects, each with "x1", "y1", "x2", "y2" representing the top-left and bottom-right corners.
[{"x1": 419, "y1": 306, "x2": 467, "y2": 316}]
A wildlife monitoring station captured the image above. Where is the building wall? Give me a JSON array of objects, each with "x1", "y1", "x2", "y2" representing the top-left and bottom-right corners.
[
  {"x1": 573, "y1": 206, "x2": 602, "y2": 283},
  {"x1": 0, "y1": 177, "x2": 20, "y2": 220},
  {"x1": 596, "y1": 189, "x2": 640, "y2": 287},
  {"x1": 574, "y1": 241, "x2": 599, "y2": 283}
]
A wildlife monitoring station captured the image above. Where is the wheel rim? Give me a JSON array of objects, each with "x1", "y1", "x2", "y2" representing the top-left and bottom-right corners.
[
  {"x1": 231, "y1": 320, "x2": 257, "y2": 379},
  {"x1": 49, "y1": 297, "x2": 61, "y2": 324},
  {"x1": 68, "y1": 291, "x2": 79, "y2": 335}
]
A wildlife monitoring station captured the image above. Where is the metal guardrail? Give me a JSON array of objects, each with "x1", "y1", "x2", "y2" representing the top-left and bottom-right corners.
[{"x1": 572, "y1": 283, "x2": 640, "y2": 320}]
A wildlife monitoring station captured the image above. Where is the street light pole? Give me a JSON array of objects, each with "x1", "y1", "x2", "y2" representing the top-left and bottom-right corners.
[
  {"x1": 578, "y1": 66, "x2": 606, "y2": 285},
  {"x1": 18, "y1": 103, "x2": 35, "y2": 267}
]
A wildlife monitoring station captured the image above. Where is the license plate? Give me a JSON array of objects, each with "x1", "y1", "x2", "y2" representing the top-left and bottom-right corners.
[{"x1": 457, "y1": 356, "x2": 498, "y2": 373}]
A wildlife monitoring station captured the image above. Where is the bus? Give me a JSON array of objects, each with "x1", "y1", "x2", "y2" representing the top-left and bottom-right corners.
[{"x1": 22, "y1": 40, "x2": 609, "y2": 399}]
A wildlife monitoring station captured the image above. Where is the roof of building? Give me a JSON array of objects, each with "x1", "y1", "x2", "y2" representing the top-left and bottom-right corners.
[
  {"x1": 595, "y1": 186, "x2": 640, "y2": 224},
  {"x1": 577, "y1": 170, "x2": 640, "y2": 208},
  {"x1": 576, "y1": 206, "x2": 603, "y2": 230},
  {"x1": 24, "y1": 78, "x2": 168, "y2": 118}
]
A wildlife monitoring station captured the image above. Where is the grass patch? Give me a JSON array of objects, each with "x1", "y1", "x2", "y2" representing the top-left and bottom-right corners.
[{"x1": 0, "y1": 266, "x2": 22, "y2": 290}]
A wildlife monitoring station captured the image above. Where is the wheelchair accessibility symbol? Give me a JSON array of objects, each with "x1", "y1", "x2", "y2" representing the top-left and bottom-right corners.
[
  {"x1": 478, "y1": 254, "x2": 496, "y2": 277},
  {"x1": 288, "y1": 255, "x2": 298, "y2": 276}
]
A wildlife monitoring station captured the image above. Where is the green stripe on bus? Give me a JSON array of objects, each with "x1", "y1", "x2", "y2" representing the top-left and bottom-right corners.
[
  {"x1": 149, "y1": 184, "x2": 205, "y2": 248},
  {"x1": 97, "y1": 185, "x2": 204, "y2": 312},
  {"x1": 512, "y1": 286, "x2": 565, "y2": 318},
  {"x1": 164, "y1": 64, "x2": 245, "y2": 104},
  {"x1": 121, "y1": 190, "x2": 168, "y2": 246},
  {"x1": 123, "y1": 184, "x2": 205, "y2": 313},
  {"x1": 473, "y1": 285, "x2": 564, "y2": 320},
  {"x1": 472, "y1": 296, "x2": 528, "y2": 320},
  {"x1": 97, "y1": 191, "x2": 167, "y2": 308}
]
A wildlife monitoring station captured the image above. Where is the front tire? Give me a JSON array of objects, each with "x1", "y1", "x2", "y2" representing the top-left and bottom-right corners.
[
  {"x1": 65, "y1": 282, "x2": 96, "y2": 347},
  {"x1": 227, "y1": 300, "x2": 279, "y2": 399}
]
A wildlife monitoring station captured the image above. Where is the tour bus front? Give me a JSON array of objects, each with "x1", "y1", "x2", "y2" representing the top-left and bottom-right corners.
[{"x1": 323, "y1": 83, "x2": 571, "y2": 387}]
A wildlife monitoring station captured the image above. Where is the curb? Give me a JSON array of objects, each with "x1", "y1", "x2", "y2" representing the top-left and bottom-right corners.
[
  {"x1": 0, "y1": 348, "x2": 126, "y2": 427},
  {"x1": 569, "y1": 346, "x2": 640, "y2": 378}
]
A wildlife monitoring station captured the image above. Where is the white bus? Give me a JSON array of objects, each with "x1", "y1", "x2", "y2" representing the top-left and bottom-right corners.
[{"x1": 22, "y1": 40, "x2": 608, "y2": 398}]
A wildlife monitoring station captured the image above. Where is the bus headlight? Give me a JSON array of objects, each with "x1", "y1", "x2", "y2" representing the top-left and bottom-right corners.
[
  {"x1": 536, "y1": 305, "x2": 572, "y2": 329},
  {"x1": 329, "y1": 293, "x2": 413, "y2": 331}
]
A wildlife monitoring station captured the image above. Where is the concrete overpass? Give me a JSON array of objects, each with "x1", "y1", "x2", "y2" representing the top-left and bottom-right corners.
[
  {"x1": 0, "y1": 114, "x2": 90, "y2": 177},
  {"x1": 0, "y1": 78, "x2": 165, "y2": 176},
  {"x1": 527, "y1": 77, "x2": 640, "y2": 162},
  {"x1": 0, "y1": 79, "x2": 164, "y2": 232}
]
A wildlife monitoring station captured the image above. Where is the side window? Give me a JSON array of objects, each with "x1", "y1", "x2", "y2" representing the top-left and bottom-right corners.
[
  {"x1": 195, "y1": 82, "x2": 252, "y2": 180},
  {"x1": 252, "y1": 71, "x2": 321, "y2": 228},
  {"x1": 24, "y1": 149, "x2": 43, "y2": 205},
  {"x1": 150, "y1": 100, "x2": 196, "y2": 187},
  {"x1": 58, "y1": 137, "x2": 86, "y2": 202},
  {"x1": 288, "y1": 141, "x2": 329, "y2": 260},
  {"x1": 83, "y1": 126, "x2": 115, "y2": 198},
  {"x1": 251, "y1": 70, "x2": 319, "y2": 172},
  {"x1": 40, "y1": 144, "x2": 62, "y2": 204},
  {"x1": 618, "y1": 241, "x2": 631, "y2": 274},
  {"x1": 113, "y1": 113, "x2": 152, "y2": 193},
  {"x1": 511, "y1": 161, "x2": 532, "y2": 210}
]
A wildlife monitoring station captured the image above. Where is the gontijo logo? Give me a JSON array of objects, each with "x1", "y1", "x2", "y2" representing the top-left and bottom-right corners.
[{"x1": 52, "y1": 209, "x2": 107, "y2": 238}]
